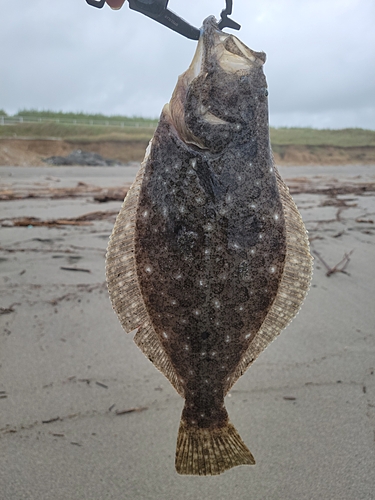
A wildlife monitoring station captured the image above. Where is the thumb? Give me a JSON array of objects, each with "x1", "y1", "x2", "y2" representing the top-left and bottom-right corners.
[{"x1": 106, "y1": 0, "x2": 125, "y2": 9}]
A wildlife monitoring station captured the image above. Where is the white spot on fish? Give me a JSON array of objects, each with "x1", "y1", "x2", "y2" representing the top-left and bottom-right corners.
[
  {"x1": 145, "y1": 265, "x2": 153, "y2": 274},
  {"x1": 171, "y1": 299, "x2": 177, "y2": 305},
  {"x1": 259, "y1": 233, "x2": 263, "y2": 240},
  {"x1": 204, "y1": 223, "x2": 213, "y2": 232},
  {"x1": 250, "y1": 249, "x2": 256, "y2": 255},
  {"x1": 162, "y1": 206, "x2": 168, "y2": 216},
  {"x1": 142, "y1": 210, "x2": 149, "y2": 218},
  {"x1": 213, "y1": 299, "x2": 220, "y2": 309},
  {"x1": 201, "y1": 351, "x2": 207, "y2": 357},
  {"x1": 225, "y1": 335, "x2": 230, "y2": 343},
  {"x1": 194, "y1": 309, "x2": 200, "y2": 316},
  {"x1": 204, "y1": 379, "x2": 209, "y2": 384},
  {"x1": 195, "y1": 196, "x2": 204, "y2": 205},
  {"x1": 179, "y1": 205, "x2": 185, "y2": 214},
  {"x1": 162, "y1": 332, "x2": 168, "y2": 339},
  {"x1": 270, "y1": 266, "x2": 276, "y2": 274},
  {"x1": 204, "y1": 248, "x2": 210, "y2": 255},
  {"x1": 239, "y1": 305, "x2": 244, "y2": 311},
  {"x1": 184, "y1": 344, "x2": 189, "y2": 351},
  {"x1": 270, "y1": 166, "x2": 274, "y2": 173},
  {"x1": 245, "y1": 333, "x2": 251, "y2": 339},
  {"x1": 250, "y1": 203, "x2": 256, "y2": 209},
  {"x1": 190, "y1": 158, "x2": 197, "y2": 169},
  {"x1": 274, "y1": 213, "x2": 279, "y2": 221},
  {"x1": 210, "y1": 351, "x2": 217, "y2": 357},
  {"x1": 225, "y1": 193, "x2": 232, "y2": 204},
  {"x1": 200, "y1": 413, "x2": 205, "y2": 418},
  {"x1": 235, "y1": 123, "x2": 241, "y2": 130}
]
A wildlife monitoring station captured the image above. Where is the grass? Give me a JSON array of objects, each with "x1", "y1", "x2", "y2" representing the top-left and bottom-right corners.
[
  {"x1": 14, "y1": 108, "x2": 158, "y2": 126},
  {"x1": 0, "y1": 122, "x2": 154, "y2": 142},
  {"x1": 270, "y1": 127, "x2": 375, "y2": 148},
  {"x1": 1, "y1": 110, "x2": 374, "y2": 147}
]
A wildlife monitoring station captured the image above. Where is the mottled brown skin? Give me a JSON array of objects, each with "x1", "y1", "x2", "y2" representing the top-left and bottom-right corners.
[{"x1": 134, "y1": 18, "x2": 286, "y2": 431}]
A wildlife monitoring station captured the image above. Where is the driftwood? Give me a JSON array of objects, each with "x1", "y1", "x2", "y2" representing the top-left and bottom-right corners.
[
  {"x1": 0, "y1": 182, "x2": 129, "y2": 202},
  {"x1": 1, "y1": 210, "x2": 118, "y2": 227},
  {"x1": 115, "y1": 407, "x2": 148, "y2": 415},
  {"x1": 1, "y1": 179, "x2": 374, "y2": 202},
  {"x1": 313, "y1": 249, "x2": 354, "y2": 277}
]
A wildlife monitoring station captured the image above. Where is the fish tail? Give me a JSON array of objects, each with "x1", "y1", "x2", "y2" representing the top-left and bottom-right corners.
[{"x1": 175, "y1": 417, "x2": 255, "y2": 475}]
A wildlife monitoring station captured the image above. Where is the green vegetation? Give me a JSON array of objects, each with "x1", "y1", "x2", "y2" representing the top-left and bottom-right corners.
[
  {"x1": 270, "y1": 127, "x2": 375, "y2": 148},
  {"x1": 0, "y1": 122, "x2": 154, "y2": 142},
  {"x1": 14, "y1": 109, "x2": 158, "y2": 126},
  {"x1": 1, "y1": 110, "x2": 374, "y2": 147},
  {"x1": 0, "y1": 110, "x2": 158, "y2": 141}
]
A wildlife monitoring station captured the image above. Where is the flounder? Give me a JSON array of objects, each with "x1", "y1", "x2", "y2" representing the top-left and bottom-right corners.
[{"x1": 106, "y1": 16, "x2": 313, "y2": 476}]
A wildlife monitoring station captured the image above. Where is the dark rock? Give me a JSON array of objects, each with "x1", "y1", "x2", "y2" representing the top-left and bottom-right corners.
[{"x1": 43, "y1": 149, "x2": 123, "y2": 166}]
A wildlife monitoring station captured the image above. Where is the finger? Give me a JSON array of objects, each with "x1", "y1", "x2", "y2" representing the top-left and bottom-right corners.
[{"x1": 106, "y1": 0, "x2": 125, "y2": 10}]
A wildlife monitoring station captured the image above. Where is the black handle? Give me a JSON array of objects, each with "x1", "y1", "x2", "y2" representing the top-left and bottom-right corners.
[
  {"x1": 85, "y1": 0, "x2": 240, "y2": 40},
  {"x1": 86, "y1": 0, "x2": 106, "y2": 8}
]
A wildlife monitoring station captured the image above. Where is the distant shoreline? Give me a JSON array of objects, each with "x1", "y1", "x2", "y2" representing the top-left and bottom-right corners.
[{"x1": 1, "y1": 137, "x2": 374, "y2": 167}]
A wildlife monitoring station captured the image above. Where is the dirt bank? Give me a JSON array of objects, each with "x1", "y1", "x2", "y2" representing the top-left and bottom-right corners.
[
  {"x1": 0, "y1": 139, "x2": 148, "y2": 167},
  {"x1": 1, "y1": 138, "x2": 375, "y2": 166}
]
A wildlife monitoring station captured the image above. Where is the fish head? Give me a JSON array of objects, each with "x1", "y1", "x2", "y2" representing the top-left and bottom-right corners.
[{"x1": 168, "y1": 16, "x2": 268, "y2": 153}]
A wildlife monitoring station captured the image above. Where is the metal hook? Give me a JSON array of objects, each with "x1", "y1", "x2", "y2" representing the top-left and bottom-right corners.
[{"x1": 218, "y1": 0, "x2": 241, "y2": 31}]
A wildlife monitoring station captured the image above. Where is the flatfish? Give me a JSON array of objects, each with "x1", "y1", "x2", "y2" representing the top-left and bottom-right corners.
[{"x1": 106, "y1": 16, "x2": 313, "y2": 476}]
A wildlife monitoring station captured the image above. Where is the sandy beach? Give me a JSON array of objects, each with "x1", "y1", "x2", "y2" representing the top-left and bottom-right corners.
[{"x1": 0, "y1": 163, "x2": 374, "y2": 499}]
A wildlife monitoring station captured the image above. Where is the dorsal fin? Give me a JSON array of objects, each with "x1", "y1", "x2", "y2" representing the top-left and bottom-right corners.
[{"x1": 225, "y1": 163, "x2": 313, "y2": 393}]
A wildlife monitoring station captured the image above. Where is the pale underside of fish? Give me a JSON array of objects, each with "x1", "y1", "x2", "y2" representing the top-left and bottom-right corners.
[{"x1": 106, "y1": 16, "x2": 313, "y2": 476}]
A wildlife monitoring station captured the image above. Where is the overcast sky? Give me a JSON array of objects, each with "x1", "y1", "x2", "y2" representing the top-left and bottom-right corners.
[{"x1": 1, "y1": 0, "x2": 374, "y2": 129}]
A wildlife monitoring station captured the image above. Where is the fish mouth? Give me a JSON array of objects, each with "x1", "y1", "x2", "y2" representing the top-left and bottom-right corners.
[{"x1": 167, "y1": 16, "x2": 267, "y2": 150}]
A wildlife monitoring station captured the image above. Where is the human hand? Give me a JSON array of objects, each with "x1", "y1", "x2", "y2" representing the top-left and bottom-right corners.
[{"x1": 106, "y1": 0, "x2": 126, "y2": 9}]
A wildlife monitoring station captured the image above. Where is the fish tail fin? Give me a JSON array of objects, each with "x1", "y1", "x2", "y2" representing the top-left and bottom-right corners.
[{"x1": 175, "y1": 417, "x2": 255, "y2": 476}]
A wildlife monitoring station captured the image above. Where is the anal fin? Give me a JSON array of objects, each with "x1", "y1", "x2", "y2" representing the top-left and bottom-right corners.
[{"x1": 106, "y1": 142, "x2": 184, "y2": 397}]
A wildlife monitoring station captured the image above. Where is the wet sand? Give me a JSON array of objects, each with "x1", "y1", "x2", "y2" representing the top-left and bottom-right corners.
[{"x1": 1, "y1": 164, "x2": 375, "y2": 499}]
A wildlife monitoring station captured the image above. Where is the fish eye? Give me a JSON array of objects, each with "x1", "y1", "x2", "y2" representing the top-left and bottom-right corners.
[{"x1": 264, "y1": 88, "x2": 269, "y2": 97}]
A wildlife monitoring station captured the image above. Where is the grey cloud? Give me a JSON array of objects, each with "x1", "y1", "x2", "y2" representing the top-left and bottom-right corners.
[{"x1": 1, "y1": 0, "x2": 374, "y2": 129}]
